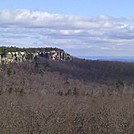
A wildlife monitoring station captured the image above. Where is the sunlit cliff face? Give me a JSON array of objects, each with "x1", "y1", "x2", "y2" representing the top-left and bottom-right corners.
[{"x1": 0, "y1": 49, "x2": 72, "y2": 64}]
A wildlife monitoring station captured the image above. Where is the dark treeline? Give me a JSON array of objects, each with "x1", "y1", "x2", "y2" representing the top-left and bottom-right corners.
[
  {"x1": 1, "y1": 58, "x2": 134, "y2": 133},
  {"x1": 0, "y1": 46, "x2": 63, "y2": 53}
]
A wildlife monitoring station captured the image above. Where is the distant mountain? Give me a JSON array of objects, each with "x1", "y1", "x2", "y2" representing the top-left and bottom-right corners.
[{"x1": 79, "y1": 56, "x2": 134, "y2": 62}]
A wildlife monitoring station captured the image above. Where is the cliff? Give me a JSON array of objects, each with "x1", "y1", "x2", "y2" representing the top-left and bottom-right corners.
[{"x1": 0, "y1": 47, "x2": 73, "y2": 64}]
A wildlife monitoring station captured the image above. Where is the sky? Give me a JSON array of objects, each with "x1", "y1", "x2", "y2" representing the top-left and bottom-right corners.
[{"x1": 0, "y1": 0, "x2": 134, "y2": 57}]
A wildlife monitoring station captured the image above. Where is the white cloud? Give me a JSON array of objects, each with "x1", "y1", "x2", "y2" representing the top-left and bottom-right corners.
[{"x1": 0, "y1": 9, "x2": 134, "y2": 56}]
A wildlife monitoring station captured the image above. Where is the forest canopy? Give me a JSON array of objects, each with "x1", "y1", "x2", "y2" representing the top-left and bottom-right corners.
[{"x1": 0, "y1": 46, "x2": 63, "y2": 53}]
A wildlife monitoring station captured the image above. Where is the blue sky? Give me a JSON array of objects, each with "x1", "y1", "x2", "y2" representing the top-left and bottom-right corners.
[
  {"x1": 0, "y1": 0, "x2": 134, "y2": 56},
  {"x1": 0, "y1": 0, "x2": 134, "y2": 17}
]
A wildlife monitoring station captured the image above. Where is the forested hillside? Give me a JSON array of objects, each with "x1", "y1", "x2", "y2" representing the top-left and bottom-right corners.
[{"x1": 1, "y1": 57, "x2": 134, "y2": 133}]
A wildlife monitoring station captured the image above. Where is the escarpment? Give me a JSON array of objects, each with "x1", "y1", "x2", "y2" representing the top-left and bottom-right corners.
[{"x1": 0, "y1": 47, "x2": 73, "y2": 64}]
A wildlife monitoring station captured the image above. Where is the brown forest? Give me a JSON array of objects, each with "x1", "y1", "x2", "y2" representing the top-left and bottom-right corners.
[{"x1": 1, "y1": 57, "x2": 134, "y2": 133}]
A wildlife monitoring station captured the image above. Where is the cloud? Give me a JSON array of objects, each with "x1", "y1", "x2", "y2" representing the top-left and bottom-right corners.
[{"x1": 0, "y1": 9, "x2": 134, "y2": 56}]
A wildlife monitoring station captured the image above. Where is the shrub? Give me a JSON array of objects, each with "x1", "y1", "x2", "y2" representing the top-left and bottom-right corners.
[
  {"x1": 73, "y1": 87, "x2": 79, "y2": 96},
  {"x1": 65, "y1": 89, "x2": 72, "y2": 96},
  {"x1": 0, "y1": 88, "x2": 3, "y2": 95},
  {"x1": 7, "y1": 67, "x2": 12, "y2": 77},
  {"x1": 8, "y1": 87, "x2": 13, "y2": 94},
  {"x1": 57, "y1": 90, "x2": 63, "y2": 96}
]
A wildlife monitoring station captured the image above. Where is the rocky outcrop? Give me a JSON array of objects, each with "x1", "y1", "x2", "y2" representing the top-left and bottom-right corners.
[
  {"x1": 37, "y1": 50, "x2": 72, "y2": 61},
  {"x1": 0, "y1": 51, "x2": 26, "y2": 64},
  {"x1": 0, "y1": 48, "x2": 72, "y2": 64}
]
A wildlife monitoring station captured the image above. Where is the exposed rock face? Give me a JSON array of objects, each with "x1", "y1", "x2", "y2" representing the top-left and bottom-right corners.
[
  {"x1": 0, "y1": 51, "x2": 26, "y2": 64},
  {"x1": 37, "y1": 50, "x2": 72, "y2": 61},
  {"x1": 0, "y1": 48, "x2": 72, "y2": 64}
]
